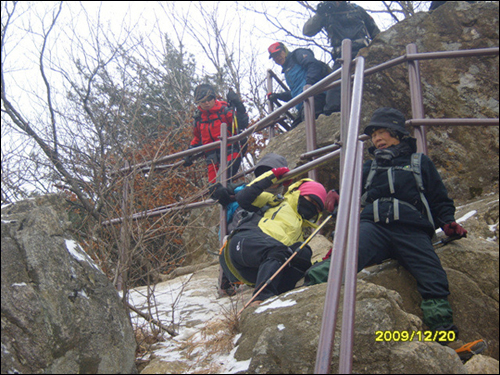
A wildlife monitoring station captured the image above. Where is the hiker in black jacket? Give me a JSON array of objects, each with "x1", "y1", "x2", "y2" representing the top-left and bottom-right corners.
[
  {"x1": 210, "y1": 153, "x2": 289, "y2": 296},
  {"x1": 303, "y1": 1, "x2": 380, "y2": 115},
  {"x1": 348, "y1": 107, "x2": 484, "y2": 361}
]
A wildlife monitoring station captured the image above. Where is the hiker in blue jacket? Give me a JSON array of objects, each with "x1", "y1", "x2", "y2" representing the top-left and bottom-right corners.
[
  {"x1": 267, "y1": 42, "x2": 330, "y2": 129},
  {"x1": 321, "y1": 107, "x2": 484, "y2": 361}
]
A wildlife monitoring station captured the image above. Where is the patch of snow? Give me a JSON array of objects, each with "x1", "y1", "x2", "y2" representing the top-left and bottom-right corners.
[
  {"x1": 254, "y1": 299, "x2": 297, "y2": 314},
  {"x1": 11, "y1": 283, "x2": 27, "y2": 287},
  {"x1": 456, "y1": 210, "x2": 477, "y2": 223},
  {"x1": 129, "y1": 271, "x2": 249, "y2": 373},
  {"x1": 64, "y1": 239, "x2": 102, "y2": 272}
]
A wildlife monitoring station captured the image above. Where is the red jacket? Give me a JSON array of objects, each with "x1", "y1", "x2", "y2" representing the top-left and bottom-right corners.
[{"x1": 189, "y1": 100, "x2": 235, "y2": 147}]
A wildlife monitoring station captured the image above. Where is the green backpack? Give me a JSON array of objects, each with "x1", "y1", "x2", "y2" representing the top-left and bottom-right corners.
[{"x1": 304, "y1": 258, "x2": 332, "y2": 286}]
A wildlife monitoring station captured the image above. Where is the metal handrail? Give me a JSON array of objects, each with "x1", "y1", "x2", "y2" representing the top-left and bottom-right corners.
[
  {"x1": 104, "y1": 41, "x2": 499, "y2": 371},
  {"x1": 315, "y1": 55, "x2": 366, "y2": 374}
]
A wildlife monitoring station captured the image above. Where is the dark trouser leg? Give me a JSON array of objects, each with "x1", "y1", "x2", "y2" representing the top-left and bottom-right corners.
[
  {"x1": 389, "y1": 224, "x2": 450, "y2": 300},
  {"x1": 323, "y1": 59, "x2": 342, "y2": 116},
  {"x1": 357, "y1": 221, "x2": 392, "y2": 272},
  {"x1": 277, "y1": 245, "x2": 313, "y2": 294},
  {"x1": 358, "y1": 221, "x2": 454, "y2": 334},
  {"x1": 324, "y1": 87, "x2": 341, "y2": 116},
  {"x1": 385, "y1": 223, "x2": 454, "y2": 332},
  {"x1": 314, "y1": 93, "x2": 326, "y2": 117},
  {"x1": 228, "y1": 230, "x2": 294, "y2": 301},
  {"x1": 227, "y1": 152, "x2": 242, "y2": 182}
]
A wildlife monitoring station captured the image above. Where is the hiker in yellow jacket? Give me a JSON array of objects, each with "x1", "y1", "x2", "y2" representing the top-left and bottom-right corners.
[{"x1": 220, "y1": 167, "x2": 327, "y2": 305}]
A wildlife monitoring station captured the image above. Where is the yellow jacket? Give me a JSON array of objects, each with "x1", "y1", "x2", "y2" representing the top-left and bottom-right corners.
[{"x1": 237, "y1": 171, "x2": 320, "y2": 246}]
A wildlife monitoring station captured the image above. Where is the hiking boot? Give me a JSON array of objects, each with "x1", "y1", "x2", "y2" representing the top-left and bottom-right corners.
[
  {"x1": 451, "y1": 339, "x2": 487, "y2": 363},
  {"x1": 220, "y1": 283, "x2": 240, "y2": 297}
]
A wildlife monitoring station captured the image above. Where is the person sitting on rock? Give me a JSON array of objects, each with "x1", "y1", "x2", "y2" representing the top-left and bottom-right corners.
[
  {"x1": 209, "y1": 153, "x2": 289, "y2": 296},
  {"x1": 321, "y1": 107, "x2": 485, "y2": 362},
  {"x1": 220, "y1": 168, "x2": 327, "y2": 305}
]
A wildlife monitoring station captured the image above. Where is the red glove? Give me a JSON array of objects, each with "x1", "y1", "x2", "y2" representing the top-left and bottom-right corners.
[
  {"x1": 442, "y1": 222, "x2": 467, "y2": 238},
  {"x1": 271, "y1": 167, "x2": 291, "y2": 186},
  {"x1": 325, "y1": 190, "x2": 340, "y2": 213},
  {"x1": 272, "y1": 167, "x2": 290, "y2": 180},
  {"x1": 323, "y1": 247, "x2": 332, "y2": 260}
]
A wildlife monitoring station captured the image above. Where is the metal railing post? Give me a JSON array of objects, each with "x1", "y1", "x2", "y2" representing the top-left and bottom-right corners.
[
  {"x1": 217, "y1": 123, "x2": 229, "y2": 296},
  {"x1": 338, "y1": 140, "x2": 363, "y2": 374},
  {"x1": 304, "y1": 90, "x2": 318, "y2": 180},
  {"x1": 267, "y1": 70, "x2": 276, "y2": 139},
  {"x1": 340, "y1": 39, "x2": 353, "y2": 184},
  {"x1": 315, "y1": 56, "x2": 365, "y2": 374},
  {"x1": 407, "y1": 43, "x2": 428, "y2": 154}
]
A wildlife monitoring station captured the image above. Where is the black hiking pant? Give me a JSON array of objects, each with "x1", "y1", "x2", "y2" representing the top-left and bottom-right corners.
[
  {"x1": 228, "y1": 229, "x2": 312, "y2": 301},
  {"x1": 357, "y1": 220, "x2": 450, "y2": 300}
]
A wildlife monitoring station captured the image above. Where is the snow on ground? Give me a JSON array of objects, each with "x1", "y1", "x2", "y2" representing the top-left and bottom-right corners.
[
  {"x1": 126, "y1": 204, "x2": 495, "y2": 373},
  {"x1": 128, "y1": 265, "x2": 252, "y2": 374}
]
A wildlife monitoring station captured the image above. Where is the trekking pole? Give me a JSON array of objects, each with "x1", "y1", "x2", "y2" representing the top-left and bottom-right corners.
[
  {"x1": 237, "y1": 214, "x2": 333, "y2": 316},
  {"x1": 433, "y1": 234, "x2": 464, "y2": 249}
]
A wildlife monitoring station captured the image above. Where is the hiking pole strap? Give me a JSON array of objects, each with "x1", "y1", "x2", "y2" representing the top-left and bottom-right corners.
[{"x1": 237, "y1": 214, "x2": 333, "y2": 316}]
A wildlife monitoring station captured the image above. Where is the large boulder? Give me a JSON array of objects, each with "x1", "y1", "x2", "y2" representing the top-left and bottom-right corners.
[
  {"x1": 1, "y1": 195, "x2": 137, "y2": 374},
  {"x1": 359, "y1": 1, "x2": 499, "y2": 201},
  {"x1": 235, "y1": 281, "x2": 467, "y2": 374}
]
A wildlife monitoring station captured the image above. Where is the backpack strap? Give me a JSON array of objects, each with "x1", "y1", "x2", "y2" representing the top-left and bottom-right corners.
[
  {"x1": 363, "y1": 154, "x2": 435, "y2": 228},
  {"x1": 361, "y1": 159, "x2": 378, "y2": 206},
  {"x1": 411, "y1": 153, "x2": 435, "y2": 228}
]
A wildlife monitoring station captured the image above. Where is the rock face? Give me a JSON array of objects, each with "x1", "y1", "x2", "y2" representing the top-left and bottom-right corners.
[
  {"x1": 227, "y1": 5, "x2": 500, "y2": 372},
  {"x1": 233, "y1": 194, "x2": 499, "y2": 374},
  {"x1": 360, "y1": 1, "x2": 499, "y2": 201},
  {"x1": 1, "y1": 195, "x2": 137, "y2": 374},
  {"x1": 265, "y1": 1, "x2": 499, "y2": 203},
  {"x1": 236, "y1": 282, "x2": 466, "y2": 374}
]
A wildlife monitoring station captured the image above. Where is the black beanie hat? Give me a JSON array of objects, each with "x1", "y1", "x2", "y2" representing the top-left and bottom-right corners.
[
  {"x1": 194, "y1": 84, "x2": 216, "y2": 104},
  {"x1": 364, "y1": 107, "x2": 409, "y2": 137}
]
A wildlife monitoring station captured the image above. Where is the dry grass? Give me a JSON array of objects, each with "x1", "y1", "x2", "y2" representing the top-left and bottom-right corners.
[
  {"x1": 134, "y1": 323, "x2": 166, "y2": 372},
  {"x1": 182, "y1": 298, "x2": 242, "y2": 373}
]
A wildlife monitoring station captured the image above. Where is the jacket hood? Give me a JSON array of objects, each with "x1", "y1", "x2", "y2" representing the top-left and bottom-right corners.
[{"x1": 254, "y1": 153, "x2": 288, "y2": 177}]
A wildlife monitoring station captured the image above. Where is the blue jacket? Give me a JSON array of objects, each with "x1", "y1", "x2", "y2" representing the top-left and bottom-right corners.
[{"x1": 281, "y1": 48, "x2": 329, "y2": 110}]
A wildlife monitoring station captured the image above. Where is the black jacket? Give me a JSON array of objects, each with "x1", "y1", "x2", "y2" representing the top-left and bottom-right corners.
[{"x1": 361, "y1": 144, "x2": 456, "y2": 237}]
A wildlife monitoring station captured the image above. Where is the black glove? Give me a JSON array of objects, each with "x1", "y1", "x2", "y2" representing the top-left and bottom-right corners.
[
  {"x1": 227, "y1": 89, "x2": 240, "y2": 106},
  {"x1": 209, "y1": 183, "x2": 235, "y2": 207},
  {"x1": 267, "y1": 92, "x2": 291, "y2": 103},
  {"x1": 289, "y1": 243, "x2": 313, "y2": 271}
]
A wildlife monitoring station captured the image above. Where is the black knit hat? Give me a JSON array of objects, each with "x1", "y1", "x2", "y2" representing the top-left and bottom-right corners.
[
  {"x1": 194, "y1": 84, "x2": 216, "y2": 104},
  {"x1": 364, "y1": 107, "x2": 409, "y2": 137}
]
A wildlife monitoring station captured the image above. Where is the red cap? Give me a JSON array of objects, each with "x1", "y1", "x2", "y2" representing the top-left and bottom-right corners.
[{"x1": 268, "y1": 42, "x2": 285, "y2": 58}]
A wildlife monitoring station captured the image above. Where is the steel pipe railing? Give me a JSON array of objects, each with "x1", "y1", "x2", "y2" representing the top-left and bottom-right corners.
[
  {"x1": 315, "y1": 55, "x2": 366, "y2": 374},
  {"x1": 407, "y1": 43, "x2": 428, "y2": 154}
]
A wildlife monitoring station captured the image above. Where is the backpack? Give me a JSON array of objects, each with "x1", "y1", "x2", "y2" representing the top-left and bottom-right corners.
[
  {"x1": 303, "y1": 257, "x2": 331, "y2": 286},
  {"x1": 362, "y1": 153, "x2": 435, "y2": 228}
]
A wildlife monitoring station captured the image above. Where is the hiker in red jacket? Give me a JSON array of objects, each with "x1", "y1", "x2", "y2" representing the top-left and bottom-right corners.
[{"x1": 184, "y1": 84, "x2": 249, "y2": 183}]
